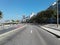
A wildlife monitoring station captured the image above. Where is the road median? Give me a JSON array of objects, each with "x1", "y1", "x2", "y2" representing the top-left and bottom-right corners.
[{"x1": 0, "y1": 25, "x2": 27, "y2": 45}]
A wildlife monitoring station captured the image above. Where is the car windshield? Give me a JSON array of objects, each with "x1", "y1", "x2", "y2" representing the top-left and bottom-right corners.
[{"x1": 0, "y1": 0, "x2": 60, "y2": 45}]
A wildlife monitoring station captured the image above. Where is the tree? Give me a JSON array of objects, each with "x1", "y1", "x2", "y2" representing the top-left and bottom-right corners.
[
  {"x1": 0, "y1": 11, "x2": 3, "y2": 19},
  {"x1": 29, "y1": 15, "x2": 36, "y2": 23},
  {"x1": 45, "y1": 9, "x2": 56, "y2": 23},
  {"x1": 16, "y1": 20, "x2": 20, "y2": 22},
  {"x1": 36, "y1": 9, "x2": 55, "y2": 23},
  {"x1": 29, "y1": 9, "x2": 56, "y2": 23},
  {"x1": 35, "y1": 11, "x2": 48, "y2": 23},
  {"x1": 11, "y1": 20, "x2": 15, "y2": 22},
  {"x1": 45, "y1": 9, "x2": 54, "y2": 18}
]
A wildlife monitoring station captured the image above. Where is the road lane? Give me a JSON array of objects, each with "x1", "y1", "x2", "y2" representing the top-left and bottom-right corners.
[{"x1": 3, "y1": 24, "x2": 60, "y2": 45}]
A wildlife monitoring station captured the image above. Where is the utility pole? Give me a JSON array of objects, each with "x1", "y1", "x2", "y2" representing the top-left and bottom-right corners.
[{"x1": 57, "y1": 0, "x2": 59, "y2": 27}]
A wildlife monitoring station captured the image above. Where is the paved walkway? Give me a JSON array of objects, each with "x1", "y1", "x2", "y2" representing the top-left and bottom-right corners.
[{"x1": 43, "y1": 24, "x2": 60, "y2": 31}]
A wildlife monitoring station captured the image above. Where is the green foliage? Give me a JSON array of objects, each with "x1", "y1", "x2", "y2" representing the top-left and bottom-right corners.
[
  {"x1": 11, "y1": 20, "x2": 15, "y2": 22},
  {"x1": 16, "y1": 20, "x2": 19, "y2": 22},
  {"x1": 0, "y1": 11, "x2": 3, "y2": 19},
  {"x1": 29, "y1": 9, "x2": 56, "y2": 23}
]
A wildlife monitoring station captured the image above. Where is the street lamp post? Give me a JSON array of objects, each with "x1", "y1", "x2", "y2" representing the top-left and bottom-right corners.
[{"x1": 57, "y1": 0, "x2": 59, "y2": 27}]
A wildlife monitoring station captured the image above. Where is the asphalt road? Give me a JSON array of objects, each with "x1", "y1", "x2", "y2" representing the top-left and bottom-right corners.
[{"x1": 3, "y1": 24, "x2": 60, "y2": 45}]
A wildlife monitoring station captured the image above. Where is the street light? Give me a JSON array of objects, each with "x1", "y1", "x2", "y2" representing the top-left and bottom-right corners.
[{"x1": 57, "y1": 0, "x2": 59, "y2": 27}]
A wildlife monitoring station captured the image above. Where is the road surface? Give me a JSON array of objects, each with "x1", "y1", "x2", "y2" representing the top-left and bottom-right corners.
[{"x1": 2, "y1": 24, "x2": 60, "y2": 45}]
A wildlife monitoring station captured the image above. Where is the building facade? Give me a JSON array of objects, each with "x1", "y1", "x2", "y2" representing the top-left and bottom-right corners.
[
  {"x1": 48, "y1": 0, "x2": 60, "y2": 15},
  {"x1": 47, "y1": 0, "x2": 60, "y2": 23}
]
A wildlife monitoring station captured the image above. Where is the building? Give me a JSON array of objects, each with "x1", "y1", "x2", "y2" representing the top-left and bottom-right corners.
[
  {"x1": 22, "y1": 15, "x2": 26, "y2": 22},
  {"x1": 48, "y1": 2, "x2": 56, "y2": 10},
  {"x1": 21, "y1": 12, "x2": 35, "y2": 23},
  {"x1": 47, "y1": 0, "x2": 60, "y2": 23},
  {"x1": 48, "y1": 0, "x2": 60, "y2": 14}
]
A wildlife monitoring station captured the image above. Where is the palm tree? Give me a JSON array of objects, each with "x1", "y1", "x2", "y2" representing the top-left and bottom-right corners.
[
  {"x1": 11, "y1": 20, "x2": 15, "y2": 23},
  {"x1": 0, "y1": 11, "x2": 2, "y2": 19},
  {"x1": 16, "y1": 20, "x2": 19, "y2": 22},
  {"x1": 0, "y1": 11, "x2": 3, "y2": 27}
]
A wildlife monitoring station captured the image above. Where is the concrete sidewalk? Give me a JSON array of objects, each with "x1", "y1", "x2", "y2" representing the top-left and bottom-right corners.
[
  {"x1": 43, "y1": 24, "x2": 60, "y2": 31},
  {"x1": 40, "y1": 24, "x2": 60, "y2": 38}
]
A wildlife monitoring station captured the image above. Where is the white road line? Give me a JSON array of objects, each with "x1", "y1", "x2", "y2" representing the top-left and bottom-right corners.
[{"x1": 31, "y1": 30, "x2": 33, "y2": 33}]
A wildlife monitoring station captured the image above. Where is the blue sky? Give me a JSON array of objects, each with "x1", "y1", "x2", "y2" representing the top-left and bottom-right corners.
[{"x1": 0, "y1": 0, "x2": 56, "y2": 21}]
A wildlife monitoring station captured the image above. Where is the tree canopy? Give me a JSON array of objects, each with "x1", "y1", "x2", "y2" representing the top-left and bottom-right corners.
[
  {"x1": 29, "y1": 9, "x2": 56, "y2": 23},
  {"x1": 0, "y1": 11, "x2": 3, "y2": 19}
]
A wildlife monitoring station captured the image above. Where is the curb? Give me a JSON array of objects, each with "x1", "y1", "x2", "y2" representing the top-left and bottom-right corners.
[
  {"x1": 40, "y1": 26, "x2": 60, "y2": 38},
  {"x1": 44, "y1": 26, "x2": 60, "y2": 31}
]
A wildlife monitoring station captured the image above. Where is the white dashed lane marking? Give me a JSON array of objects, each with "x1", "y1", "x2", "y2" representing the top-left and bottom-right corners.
[{"x1": 31, "y1": 30, "x2": 33, "y2": 33}]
